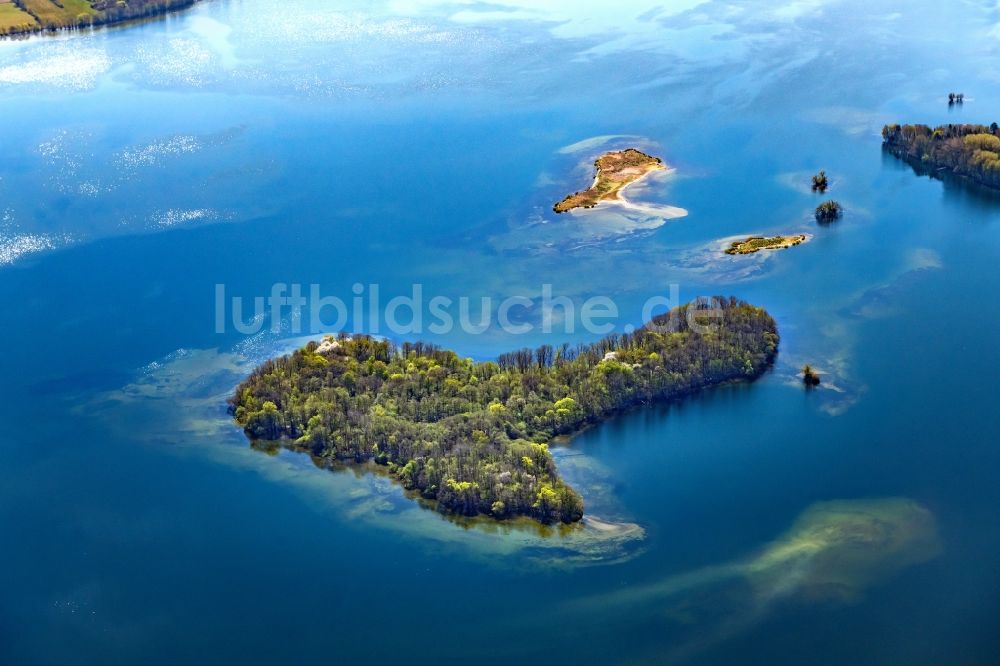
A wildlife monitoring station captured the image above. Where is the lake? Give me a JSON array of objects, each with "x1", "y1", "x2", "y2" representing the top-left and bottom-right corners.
[{"x1": 1, "y1": 1, "x2": 999, "y2": 663}]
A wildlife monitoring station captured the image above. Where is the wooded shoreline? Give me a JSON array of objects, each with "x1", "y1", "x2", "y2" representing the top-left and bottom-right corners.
[{"x1": 0, "y1": 0, "x2": 198, "y2": 38}]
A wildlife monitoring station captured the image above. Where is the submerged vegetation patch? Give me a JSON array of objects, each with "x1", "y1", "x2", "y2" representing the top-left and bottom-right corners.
[
  {"x1": 572, "y1": 498, "x2": 939, "y2": 656},
  {"x1": 231, "y1": 298, "x2": 779, "y2": 525}
]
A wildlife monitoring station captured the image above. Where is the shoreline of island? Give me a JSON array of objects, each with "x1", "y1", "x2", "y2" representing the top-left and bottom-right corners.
[{"x1": 611, "y1": 166, "x2": 689, "y2": 218}]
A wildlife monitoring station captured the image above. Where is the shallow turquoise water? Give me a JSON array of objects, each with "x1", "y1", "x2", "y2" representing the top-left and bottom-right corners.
[{"x1": 1, "y1": 1, "x2": 1000, "y2": 663}]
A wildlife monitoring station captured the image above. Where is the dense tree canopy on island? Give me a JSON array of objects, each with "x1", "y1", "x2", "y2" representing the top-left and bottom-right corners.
[
  {"x1": 882, "y1": 123, "x2": 1000, "y2": 190},
  {"x1": 231, "y1": 298, "x2": 779, "y2": 524},
  {"x1": 815, "y1": 200, "x2": 843, "y2": 224}
]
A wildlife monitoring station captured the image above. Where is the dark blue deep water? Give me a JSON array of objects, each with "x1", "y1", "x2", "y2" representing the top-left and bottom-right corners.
[{"x1": 2, "y1": 1, "x2": 1000, "y2": 663}]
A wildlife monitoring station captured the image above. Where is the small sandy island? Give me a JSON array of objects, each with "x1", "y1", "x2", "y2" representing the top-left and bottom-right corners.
[
  {"x1": 554, "y1": 148, "x2": 668, "y2": 213},
  {"x1": 725, "y1": 234, "x2": 809, "y2": 255}
]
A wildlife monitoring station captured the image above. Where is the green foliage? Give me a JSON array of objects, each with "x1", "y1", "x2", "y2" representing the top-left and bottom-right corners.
[
  {"x1": 5, "y1": 0, "x2": 195, "y2": 35},
  {"x1": 883, "y1": 123, "x2": 1000, "y2": 190},
  {"x1": 811, "y1": 170, "x2": 829, "y2": 193},
  {"x1": 0, "y1": 2, "x2": 38, "y2": 33},
  {"x1": 815, "y1": 200, "x2": 843, "y2": 224},
  {"x1": 230, "y1": 298, "x2": 779, "y2": 524}
]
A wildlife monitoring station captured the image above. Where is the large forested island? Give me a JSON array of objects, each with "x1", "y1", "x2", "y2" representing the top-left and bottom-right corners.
[
  {"x1": 882, "y1": 123, "x2": 1000, "y2": 190},
  {"x1": 231, "y1": 298, "x2": 779, "y2": 524},
  {"x1": 554, "y1": 148, "x2": 666, "y2": 213},
  {"x1": 0, "y1": 0, "x2": 195, "y2": 36}
]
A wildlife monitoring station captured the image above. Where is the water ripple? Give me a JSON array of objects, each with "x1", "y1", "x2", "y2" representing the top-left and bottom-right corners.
[{"x1": 0, "y1": 46, "x2": 110, "y2": 90}]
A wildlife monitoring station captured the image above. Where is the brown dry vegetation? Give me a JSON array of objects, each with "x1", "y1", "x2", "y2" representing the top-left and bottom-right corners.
[
  {"x1": 554, "y1": 148, "x2": 665, "y2": 213},
  {"x1": 0, "y1": 0, "x2": 37, "y2": 33},
  {"x1": 883, "y1": 123, "x2": 1000, "y2": 190}
]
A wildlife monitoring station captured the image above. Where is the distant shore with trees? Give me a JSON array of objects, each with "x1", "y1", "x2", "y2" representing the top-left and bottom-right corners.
[{"x1": 882, "y1": 123, "x2": 1000, "y2": 191}]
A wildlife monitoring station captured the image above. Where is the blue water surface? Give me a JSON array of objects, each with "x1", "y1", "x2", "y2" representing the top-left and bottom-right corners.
[{"x1": 1, "y1": 1, "x2": 999, "y2": 663}]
